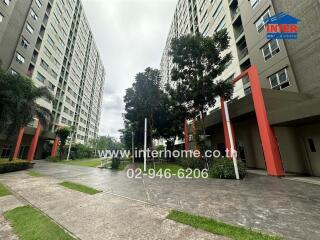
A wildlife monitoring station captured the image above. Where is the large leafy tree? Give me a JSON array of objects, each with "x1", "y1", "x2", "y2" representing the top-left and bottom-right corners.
[
  {"x1": 169, "y1": 29, "x2": 234, "y2": 134},
  {"x1": 123, "y1": 68, "x2": 162, "y2": 148},
  {"x1": 56, "y1": 126, "x2": 73, "y2": 160},
  {"x1": 0, "y1": 71, "x2": 53, "y2": 161},
  {"x1": 155, "y1": 86, "x2": 188, "y2": 151}
]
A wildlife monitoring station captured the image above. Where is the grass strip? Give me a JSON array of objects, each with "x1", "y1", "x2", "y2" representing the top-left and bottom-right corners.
[
  {"x1": 60, "y1": 181, "x2": 102, "y2": 195},
  {"x1": 0, "y1": 183, "x2": 11, "y2": 197},
  {"x1": 4, "y1": 206, "x2": 74, "y2": 240},
  {"x1": 61, "y1": 159, "x2": 102, "y2": 167},
  {"x1": 27, "y1": 171, "x2": 44, "y2": 177},
  {"x1": 167, "y1": 210, "x2": 283, "y2": 240}
]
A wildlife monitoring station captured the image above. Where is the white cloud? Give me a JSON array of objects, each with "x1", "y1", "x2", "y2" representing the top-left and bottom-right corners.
[{"x1": 82, "y1": 0, "x2": 177, "y2": 139}]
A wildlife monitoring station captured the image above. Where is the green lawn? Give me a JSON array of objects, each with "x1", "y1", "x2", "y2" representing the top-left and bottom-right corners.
[
  {"x1": 136, "y1": 163, "x2": 184, "y2": 174},
  {"x1": 0, "y1": 183, "x2": 11, "y2": 197},
  {"x1": 60, "y1": 158, "x2": 102, "y2": 167},
  {"x1": 167, "y1": 210, "x2": 283, "y2": 240},
  {"x1": 27, "y1": 171, "x2": 44, "y2": 177},
  {"x1": 59, "y1": 181, "x2": 102, "y2": 195},
  {"x1": 4, "y1": 206, "x2": 74, "y2": 240}
]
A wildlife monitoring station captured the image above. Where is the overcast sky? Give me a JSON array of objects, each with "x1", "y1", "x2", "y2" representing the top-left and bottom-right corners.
[{"x1": 82, "y1": 0, "x2": 177, "y2": 139}]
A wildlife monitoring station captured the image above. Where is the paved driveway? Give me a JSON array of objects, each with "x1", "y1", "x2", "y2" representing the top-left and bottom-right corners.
[{"x1": 24, "y1": 161, "x2": 320, "y2": 239}]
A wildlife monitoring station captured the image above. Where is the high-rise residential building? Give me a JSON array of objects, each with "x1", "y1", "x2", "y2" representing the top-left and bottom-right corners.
[
  {"x1": 160, "y1": 0, "x2": 320, "y2": 176},
  {"x1": 0, "y1": 0, "x2": 105, "y2": 159}
]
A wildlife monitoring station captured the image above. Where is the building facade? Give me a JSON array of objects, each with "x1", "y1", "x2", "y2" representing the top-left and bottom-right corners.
[
  {"x1": 160, "y1": 0, "x2": 320, "y2": 176},
  {"x1": 0, "y1": 0, "x2": 105, "y2": 159}
]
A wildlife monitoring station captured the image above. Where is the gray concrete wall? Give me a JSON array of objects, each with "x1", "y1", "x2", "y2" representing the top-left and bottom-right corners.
[
  {"x1": 271, "y1": 0, "x2": 320, "y2": 96},
  {"x1": 297, "y1": 123, "x2": 320, "y2": 176},
  {"x1": 274, "y1": 126, "x2": 309, "y2": 174},
  {"x1": 0, "y1": 0, "x2": 32, "y2": 71},
  {"x1": 239, "y1": 0, "x2": 299, "y2": 92}
]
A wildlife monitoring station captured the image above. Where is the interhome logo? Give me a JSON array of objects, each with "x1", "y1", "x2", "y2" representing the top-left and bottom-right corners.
[{"x1": 264, "y1": 12, "x2": 300, "y2": 40}]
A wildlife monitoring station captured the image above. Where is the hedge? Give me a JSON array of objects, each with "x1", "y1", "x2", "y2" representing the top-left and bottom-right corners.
[
  {"x1": 0, "y1": 159, "x2": 32, "y2": 173},
  {"x1": 209, "y1": 158, "x2": 246, "y2": 179}
]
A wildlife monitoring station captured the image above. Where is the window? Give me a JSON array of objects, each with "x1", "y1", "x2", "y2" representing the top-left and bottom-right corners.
[
  {"x1": 250, "y1": 0, "x2": 260, "y2": 8},
  {"x1": 35, "y1": 0, "x2": 42, "y2": 8},
  {"x1": 0, "y1": 12, "x2": 3, "y2": 23},
  {"x1": 215, "y1": 17, "x2": 226, "y2": 32},
  {"x1": 11, "y1": 68, "x2": 17, "y2": 75},
  {"x1": 50, "y1": 70, "x2": 58, "y2": 79},
  {"x1": 3, "y1": 0, "x2": 10, "y2": 5},
  {"x1": 26, "y1": 23, "x2": 34, "y2": 34},
  {"x1": 269, "y1": 68, "x2": 290, "y2": 90},
  {"x1": 21, "y1": 37, "x2": 29, "y2": 49},
  {"x1": 16, "y1": 53, "x2": 25, "y2": 64},
  {"x1": 48, "y1": 82, "x2": 55, "y2": 91},
  {"x1": 212, "y1": 1, "x2": 223, "y2": 20},
  {"x1": 261, "y1": 40, "x2": 280, "y2": 61},
  {"x1": 47, "y1": 35, "x2": 54, "y2": 46},
  {"x1": 30, "y1": 9, "x2": 38, "y2": 21},
  {"x1": 44, "y1": 47, "x2": 52, "y2": 58},
  {"x1": 36, "y1": 72, "x2": 45, "y2": 82},
  {"x1": 255, "y1": 10, "x2": 271, "y2": 32},
  {"x1": 40, "y1": 59, "x2": 49, "y2": 70},
  {"x1": 308, "y1": 139, "x2": 316, "y2": 153}
]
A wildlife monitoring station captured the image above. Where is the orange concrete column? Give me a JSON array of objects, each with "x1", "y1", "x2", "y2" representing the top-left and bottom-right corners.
[
  {"x1": 184, "y1": 120, "x2": 189, "y2": 151},
  {"x1": 248, "y1": 66, "x2": 284, "y2": 176},
  {"x1": 27, "y1": 122, "x2": 41, "y2": 162},
  {"x1": 51, "y1": 137, "x2": 59, "y2": 158},
  {"x1": 13, "y1": 127, "x2": 24, "y2": 159}
]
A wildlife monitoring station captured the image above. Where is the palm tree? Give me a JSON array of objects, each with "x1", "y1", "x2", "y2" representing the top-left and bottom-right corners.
[{"x1": 0, "y1": 71, "x2": 53, "y2": 161}]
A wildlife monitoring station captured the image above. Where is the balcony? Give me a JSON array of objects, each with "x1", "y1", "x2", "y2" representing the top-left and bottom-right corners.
[
  {"x1": 238, "y1": 46, "x2": 248, "y2": 60},
  {"x1": 231, "y1": 7, "x2": 240, "y2": 21},
  {"x1": 229, "y1": 0, "x2": 238, "y2": 7},
  {"x1": 234, "y1": 25, "x2": 244, "y2": 40}
]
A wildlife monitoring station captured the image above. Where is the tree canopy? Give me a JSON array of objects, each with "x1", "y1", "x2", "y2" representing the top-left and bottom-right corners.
[
  {"x1": 169, "y1": 29, "x2": 234, "y2": 119},
  {"x1": 0, "y1": 71, "x2": 53, "y2": 160}
]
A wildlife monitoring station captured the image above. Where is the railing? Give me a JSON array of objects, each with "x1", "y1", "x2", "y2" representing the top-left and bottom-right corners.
[
  {"x1": 238, "y1": 46, "x2": 248, "y2": 60},
  {"x1": 234, "y1": 25, "x2": 244, "y2": 39},
  {"x1": 231, "y1": 7, "x2": 240, "y2": 21}
]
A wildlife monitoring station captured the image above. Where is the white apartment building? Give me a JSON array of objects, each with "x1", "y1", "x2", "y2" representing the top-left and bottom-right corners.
[{"x1": 0, "y1": 0, "x2": 105, "y2": 145}]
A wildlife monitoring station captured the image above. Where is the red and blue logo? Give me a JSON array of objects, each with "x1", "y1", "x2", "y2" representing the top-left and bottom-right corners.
[{"x1": 264, "y1": 12, "x2": 300, "y2": 40}]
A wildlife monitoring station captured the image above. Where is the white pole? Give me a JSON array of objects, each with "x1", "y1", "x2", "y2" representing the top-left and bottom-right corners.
[
  {"x1": 132, "y1": 131, "x2": 135, "y2": 163},
  {"x1": 144, "y1": 118, "x2": 147, "y2": 172},
  {"x1": 66, "y1": 134, "x2": 73, "y2": 161},
  {"x1": 223, "y1": 101, "x2": 240, "y2": 180}
]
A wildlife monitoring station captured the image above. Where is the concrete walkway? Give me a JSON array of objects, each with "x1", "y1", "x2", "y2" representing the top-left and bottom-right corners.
[
  {"x1": 0, "y1": 171, "x2": 225, "y2": 240},
  {"x1": 30, "y1": 160, "x2": 320, "y2": 240}
]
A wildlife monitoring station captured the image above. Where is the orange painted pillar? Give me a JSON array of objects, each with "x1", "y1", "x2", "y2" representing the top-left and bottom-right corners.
[
  {"x1": 51, "y1": 137, "x2": 59, "y2": 158},
  {"x1": 13, "y1": 127, "x2": 24, "y2": 159},
  {"x1": 27, "y1": 122, "x2": 41, "y2": 162},
  {"x1": 184, "y1": 120, "x2": 189, "y2": 151},
  {"x1": 248, "y1": 66, "x2": 284, "y2": 176}
]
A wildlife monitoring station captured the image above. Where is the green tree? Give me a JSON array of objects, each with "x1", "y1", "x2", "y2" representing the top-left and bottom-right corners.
[
  {"x1": 123, "y1": 68, "x2": 162, "y2": 148},
  {"x1": 169, "y1": 30, "x2": 234, "y2": 144},
  {"x1": 0, "y1": 72, "x2": 53, "y2": 161},
  {"x1": 56, "y1": 127, "x2": 72, "y2": 160},
  {"x1": 155, "y1": 87, "x2": 188, "y2": 154}
]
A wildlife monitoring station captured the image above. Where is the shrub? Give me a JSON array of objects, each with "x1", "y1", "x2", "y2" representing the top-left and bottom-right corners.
[
  {"x1": 70, "y1": 144, "x2": 94, "y2": 160},
  {"x1": 177, "y1": 157, "x2": 206, "y2": 170},
  {"x1": 0, "y1": 159, "x2": 32, "y2": 173},
  {"x1": 111, "y1": 157, "x2": 120, "y2": 169},
  {"x1": 209, "y1": 158, "x2": 246, "y2": 179}
]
